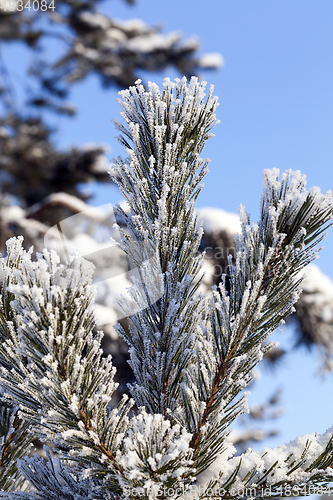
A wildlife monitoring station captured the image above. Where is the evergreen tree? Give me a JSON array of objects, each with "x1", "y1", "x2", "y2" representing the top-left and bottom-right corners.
[
  {"x1": 0, "y1": 1, "x2": 221, "y2": 213},
  {"x1": 0, "y1": 77, "x2": 333, "y2": 498}
]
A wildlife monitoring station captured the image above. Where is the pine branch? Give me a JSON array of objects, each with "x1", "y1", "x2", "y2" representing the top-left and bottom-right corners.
[
  {"x1": 186, "y1": 169, "x2": 333, "y2": 474},
  {"x1": 0, "y1": 237, "x2": 37, "y2": 491},
  {"x1": 0, "y1": 446, "x2": 108, "y2": 499},
  {"x1": 0, "y1": 237, "x2": 132, "y2": 490},
  {"x1": 110, "y1": 77, "x2": 219, "y2": 417}
]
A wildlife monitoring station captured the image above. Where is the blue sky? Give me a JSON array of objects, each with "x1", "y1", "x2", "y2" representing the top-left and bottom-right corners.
[
  {"x1": 55, "y1": 0, "x2": 333, "y2": 274},
  {"x1": 4, "y1": 0, "x2": 333, "y2": 451}
]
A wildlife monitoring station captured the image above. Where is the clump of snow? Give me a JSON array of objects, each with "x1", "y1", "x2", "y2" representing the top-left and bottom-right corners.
[
  {"x1": 1, "y1": 205, "x2": 25, "y2": 222},
  {"x1": 90, "y1": 154, "x2": 109, "y2": 174},
  {"x1": 125, "y1": 32, "x2": 181, "y2": 53},
  {"x1": 115, "y1": 18, "x2": 148, "y2": 33},
  {"x1": 27, "y1": 192, "x2": 93, "y2": 219},
  {"x1": 198, "y1": 53, "x2": 224, "y2": 69},
  {"x1": 199, "y1": 259, "x2": 216, "y2": 293},
  {"x1": 104, "y1": 27, "x2": 127, "y2": 46},
  {"x1": 196, "y1": 207, "x2": 241, "y2": 235},
  {"x1": 1, "y1": 204, "x2": 61, "y2": 242},
  {"x1": 295, "y1": 264, "x2": 333, "y2": 370},
  {"x1": 301, "y1": 264, "x2": 333, "y2": 322},
  {"x1": 229, "y1": 428, "x2": 266, "y2": 444},
  {"x1": 78, "y1": 11, "x2": 110, "y2": 30},
  {"x1": 92, "y1": 304, "x2": 118, "y2": 330}
]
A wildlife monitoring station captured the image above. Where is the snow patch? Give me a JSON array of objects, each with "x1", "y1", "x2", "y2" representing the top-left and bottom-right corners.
[{"x1": 197, "y1": 207, "x2": 241, "y2": 235}]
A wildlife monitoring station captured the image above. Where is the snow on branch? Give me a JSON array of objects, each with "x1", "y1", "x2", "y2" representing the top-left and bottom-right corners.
[
  {"x1": 197, "y1": 426, "x2": 333, "y2": 499},
  {"x1": 25, "y1": 192, "x2": 96, "y2": 220},
  {"x1": 62, "y1": 11, "x2": 223, "y2": 88},
  {"x1": 295, "y1": 264, "x2": 333, "y2": 371}
]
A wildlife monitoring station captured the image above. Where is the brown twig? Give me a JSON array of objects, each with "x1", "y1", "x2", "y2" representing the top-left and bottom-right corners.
[
  {"x1": 0, "y1": 414, "x2": 21, "y2": 468},
  {"x1": 78, "y1": 407, "x2": 124, "y2": 475}
]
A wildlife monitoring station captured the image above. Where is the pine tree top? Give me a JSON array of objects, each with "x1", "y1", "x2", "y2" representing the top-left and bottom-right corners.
[{"x1": 0, "y1": 77, "x2": 332, "y2": 498}]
